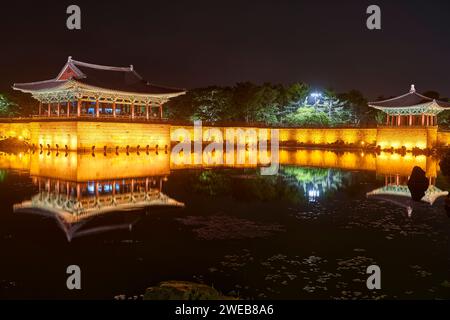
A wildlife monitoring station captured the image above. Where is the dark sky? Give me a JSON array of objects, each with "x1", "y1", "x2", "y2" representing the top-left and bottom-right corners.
[{"x1": 0, "y1": 0, "x2": 449, "y2": 99}]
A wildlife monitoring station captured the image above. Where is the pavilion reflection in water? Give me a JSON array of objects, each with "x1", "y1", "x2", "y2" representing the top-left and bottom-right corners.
[
  {"x1": 11, "y1": 152, "x2": 184, "y2": 241},
  {"x1": 1, "y1": 149, "x2": 448, "y2": 239},
  {"x1": 366, "y1": 173, "x2": 448, "y2": 217}
]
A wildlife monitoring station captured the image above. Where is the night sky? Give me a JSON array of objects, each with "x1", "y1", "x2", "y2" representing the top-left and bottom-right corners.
[{"x1": 0, "y1": 0, "x2": 449, "y2": 99}]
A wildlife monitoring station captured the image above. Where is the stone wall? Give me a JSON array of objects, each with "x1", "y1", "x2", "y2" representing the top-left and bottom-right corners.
[
  {"x1": 437, "y1": 131, "x2": 450, "y2": 147},
  {"x1": 76, "y1": 122, "x2": 170, "y2": 152},
  {"x1": 0, "y1": 120, "x2": 171, "y2": 151},
  {"x1": 376, "y1": 127, "x2": 437, "y2": 150},
  {"x1": 278, "y1": 128, "x2": 377, "y2": 145},
  {"x1": 1, "y1": 120, "x2": 449, "y2": 151},
  {"x1": 170, "y1": 126, "x2": 378, "y2": 146}
]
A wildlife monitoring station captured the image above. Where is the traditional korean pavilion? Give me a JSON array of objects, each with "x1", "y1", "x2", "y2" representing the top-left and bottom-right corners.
[
  {"x1": 369, "y1": 85, "x2": 450, "y2": 127},
  {"x1": 13, "y1": 56, "x2": 186, "y2": 119}
]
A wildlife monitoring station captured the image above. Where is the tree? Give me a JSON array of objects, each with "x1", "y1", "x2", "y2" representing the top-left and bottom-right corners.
[
  {"x1": 338, "y1": 90, "x2": 370, "y2": 125},
  {"x1": 284, "y1": 107, "x2": 330, "y2": 127},
  {"x1": 191, "y1": 87, "x2": 232, "y2": 123},
  {"x1": 0, "y1": 90, "x2": 37, "y2": 117},
  {"x1": 278, "y1": 82, "x2": 309, "y2": 119},
  {"x1": 0, "y1": 93, "x2": 16, "y2": 117}
]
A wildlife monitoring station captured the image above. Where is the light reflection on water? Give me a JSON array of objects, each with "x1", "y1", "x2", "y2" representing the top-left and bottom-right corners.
[{"x1": 0, "y1": 149, "x2": 449, "y2": 299}]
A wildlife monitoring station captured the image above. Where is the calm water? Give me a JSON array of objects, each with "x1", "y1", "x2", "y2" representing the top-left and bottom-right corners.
[{"x1": 0, "y1": 150, "x2": 449, "y2": 300}]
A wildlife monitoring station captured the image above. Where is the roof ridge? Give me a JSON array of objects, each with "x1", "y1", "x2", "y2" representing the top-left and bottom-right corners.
[
  {"x1": 70, "y1": 59, "x2": 132, "y2": 72},
  {"x1": 13, "y1": 79, "x2": 66, "y2": 86},
  {"x1": 146, "y1": 81, "x2": 186, "y2": 91},
  {"x1": 368, "y1": 91, "x2": 413, "y2": 105},
  {"x1": 414, "y1": 91, "x2": 443, "y2": 102}
]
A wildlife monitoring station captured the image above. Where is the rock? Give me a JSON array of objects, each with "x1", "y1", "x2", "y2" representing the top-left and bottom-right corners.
[
  {"x1": 407, "y1": 166, "x2": 429, "y2": 201},
  {"x1": 143, "y1": 281, "x2": 235, "y2": 300}
]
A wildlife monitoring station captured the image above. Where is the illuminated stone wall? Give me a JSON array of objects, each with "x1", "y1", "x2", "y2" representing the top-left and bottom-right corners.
[
  {"x1": 0, "y1": 122, "x2": 32, "y2": 140},
  {"x1": 437, "y1": 131, "x2": 450, "y2": 147},
  {"x1": 0, "y1": 121, "x2": 171, "y2": 151},
  {"x1": 170, "y1": 125, "x2": 450, "y2": 150},
  {"x1": 1, "y1": 120, "x2": 449, "y2": 151},
  {"x1": 76, "y1": 122, "x2": 169, "y2": 152},
  {"x1": 376, "y1": 127, "x2": 437, "y2": 150},
  {"x1": 170, "y1": 126, "x2": 378, "y2": 146},
  {"x1": 171, "y1": 126, "x2": 378, "y2": 146},
  {"x1": 278, "y1": 128, "x2": 377, "y2": 145}
]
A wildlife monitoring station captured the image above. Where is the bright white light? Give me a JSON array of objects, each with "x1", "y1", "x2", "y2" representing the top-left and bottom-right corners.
[
  {"x1": 308, "y1": 189, "x2": 320, "y2": 202},
  {"x1": 310, "y1": 92, "x2": 322, "y2": 98}
]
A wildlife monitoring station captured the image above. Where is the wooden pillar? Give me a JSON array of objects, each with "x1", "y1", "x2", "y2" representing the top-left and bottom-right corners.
[
  {"x1": 397, "y1": 115, "x2": 401, "y2": 126},
  {"x1": 95, "y1": 100, "x2": 100, "y2": 118},
  {"x1": 408, "y1": 115, "x2": 412, "y2": 126},
  {"x1": 426, "y1": 115, "x2": 429, "y2": 126},
  {"x1": 131, "y1": 103, "x2": 135, "y2": 119},
  {"x1": 159, "y1": 104, "x2": 163, "y2": 119},
  {"x1": 39, "y1": 101, "x2": 42, "y2": 116},
  {"x1": 67, "y1": 101, "x2": 70, "y2": 117},
  {"x1": 112, "y1": 101, "x2": 116, "y2": 118},
  {"x1": 146, "y1": 104, "x2": 149, "y2": 120},
  {"x1": 386, "y1": 114, "x2": 390, "y2": 126},
  {"x1": 47, "y1": 103, "x2": 51, "y2": 117},
  {"x1": 76, "y1": 183, "x2": 81, "y2": 201},
  {"x1": 77, "y1": 99, "x2": 81, "y2": 117},
  {"x1": 57, "y1": 103, "x2": 60, "y2": 117},
  {"x1": 421, "y1": 114, "x2": 425, "y2": 126}
]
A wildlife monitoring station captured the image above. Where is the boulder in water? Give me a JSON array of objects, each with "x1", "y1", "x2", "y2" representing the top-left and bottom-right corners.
[{"x1": 407, "y1": 166, "x2": 429, "y2": 201}]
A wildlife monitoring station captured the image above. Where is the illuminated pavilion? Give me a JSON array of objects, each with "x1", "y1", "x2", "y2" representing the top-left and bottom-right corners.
[
  {"x1": 369, "y1": 85, "x2": 450, "y2": 127},
  {"x1": 13, "y1": 56, "x2": 186, "y2": 120}
]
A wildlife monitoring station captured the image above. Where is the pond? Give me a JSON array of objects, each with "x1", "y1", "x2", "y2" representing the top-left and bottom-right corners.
[{"x1": 0, "y1": 149, "x2": 449, "y2": 299}]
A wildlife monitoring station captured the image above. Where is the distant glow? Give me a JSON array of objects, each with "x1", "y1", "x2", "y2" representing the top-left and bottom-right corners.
[{"x1": 310, "y1": 92, "x2": 322, "y2": 98}]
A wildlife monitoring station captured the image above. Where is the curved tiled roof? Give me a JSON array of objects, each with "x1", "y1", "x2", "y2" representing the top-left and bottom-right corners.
[
  {"x1": 13, "y1": 57, "x2": 186, "y2": 96},
  {"x1": 369, "y1": 85, "x2": 450, "y2": 109}
]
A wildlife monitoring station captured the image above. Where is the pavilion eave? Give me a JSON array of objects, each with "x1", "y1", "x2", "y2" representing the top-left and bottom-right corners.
[{"x1": 369, "y1": 101, "x2": 448, "y2": 116}]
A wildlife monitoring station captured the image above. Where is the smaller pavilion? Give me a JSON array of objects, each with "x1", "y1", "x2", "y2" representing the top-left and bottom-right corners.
[{"x1": 369, "y1": 85, "x2": 450, "y2": 127}]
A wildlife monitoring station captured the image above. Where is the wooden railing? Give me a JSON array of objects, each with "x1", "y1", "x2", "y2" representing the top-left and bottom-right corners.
[{"x1": 25, "y1": 114, "x2": 169, "y2": 123}]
